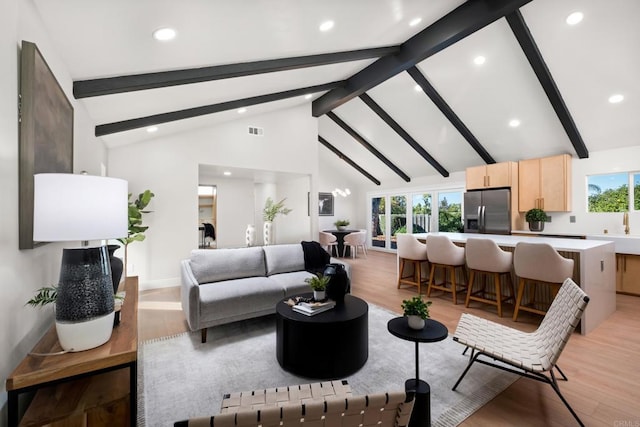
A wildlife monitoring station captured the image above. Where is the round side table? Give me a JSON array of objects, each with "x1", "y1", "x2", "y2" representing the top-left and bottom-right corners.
[{"x1": 387, "y1": 317, "x2": 448, "y2": 427}]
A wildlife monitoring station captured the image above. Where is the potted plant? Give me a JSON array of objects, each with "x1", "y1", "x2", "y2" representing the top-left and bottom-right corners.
[
  {"x1": 263, "y1": 197, "x2": 292, "y2": 246},
  {"x1": 334, "y1": 219, "x2": 350, "y2": 231},
  {"x1": 401, "y1": 296, "x2": 432, "y2": 330},
  {"x1": 117, "y1": 190, "x2": 155, "y2": 277},
  {"x1": 305, "y1": 273, "x2": 331, "y2": 300},
  {"x1": 525, "y1": 208, "x2": 547, "y2": 232}
]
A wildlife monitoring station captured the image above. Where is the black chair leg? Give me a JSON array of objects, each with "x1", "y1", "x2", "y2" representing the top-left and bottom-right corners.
[{"x1": 452, "y1": 350, "x2": 479, "y2": 390}]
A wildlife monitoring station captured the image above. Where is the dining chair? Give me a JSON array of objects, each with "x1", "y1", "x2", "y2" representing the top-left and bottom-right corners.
[
  {"x1": 343, "y1": 231, "x2": 367, "y2": 258},
  {"x1": 319, "y1": 231, "x2": 339, "y2": 255}
]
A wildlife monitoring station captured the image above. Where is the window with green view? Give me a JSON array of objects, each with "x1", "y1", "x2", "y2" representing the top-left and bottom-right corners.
[
  {"x1": 587, "y1": 173, "x2": 629, "y2": 212},
  {"x1": 438, "y1": 191, "x2": 463, "y2": 232}
]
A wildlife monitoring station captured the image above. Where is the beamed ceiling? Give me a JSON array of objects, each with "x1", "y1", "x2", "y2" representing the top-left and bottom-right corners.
[{"x1": 33, "y1": 0, "x2": 640, "y2": 187}]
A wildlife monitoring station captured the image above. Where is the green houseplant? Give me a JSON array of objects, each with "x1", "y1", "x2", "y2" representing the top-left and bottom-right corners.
[
  {"x1": 401, "y1": 296, "x2": 432, "y2": 330},
  {"x1": 117, "y1": 190, "x2": 155, "y2": 276},
  {"x1": 305, "y1": 273, "x2": 330, "y2": 300},
  {"x1": 263, "y1": 197, "x2": 292, "y2": 222},
  {"x1": 525, "y1": 208, "x2": 547, "y2": 232},
  {"x1": 334, "y1": 219, "x2": 350, "y2": 231}
]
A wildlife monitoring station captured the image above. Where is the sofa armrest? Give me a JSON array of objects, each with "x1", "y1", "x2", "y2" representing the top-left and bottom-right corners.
[{"x1": 180, "y1": 259, "x2": 201, "y2": 331}]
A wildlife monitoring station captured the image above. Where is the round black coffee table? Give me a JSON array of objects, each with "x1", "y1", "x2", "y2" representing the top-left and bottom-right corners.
[
  {"x1": 387, "y1": 317, "x2": 448, "y2": 427},
  {"x1": 276, "y1": 294, "x2": 368, "y2": 379}
]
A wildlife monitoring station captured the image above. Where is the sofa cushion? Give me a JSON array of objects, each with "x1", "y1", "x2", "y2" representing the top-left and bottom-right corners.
[
  {"x1": 198, "y1": 277, "x2": 284, "y2": 322},
  {"x1": 189, "y1": 247, "x2": 266, "y2": 284},
  {"x1": 263, "y1": 244, "x2": 305, "y2": 276},
  {"x1": 268, "y1": 271, "x2": 315, "y2": 296}
]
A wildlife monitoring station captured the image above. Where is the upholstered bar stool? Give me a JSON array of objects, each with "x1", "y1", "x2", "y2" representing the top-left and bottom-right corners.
[
  {"x1": 319, "y1": 231, "x2": 339, "y2": 255},
  {"x1": 396, "y1": 233, "x2": 429, "y2": 294},
  {"x1": 512, "y1": 242, "x2": 574, "y2": 322},
  {"x1": 464, "y1": 238, "x2": 515, "y2": 317},
  {"x1": 426, "y1": 234, "x2": 467, "y2": 304}
]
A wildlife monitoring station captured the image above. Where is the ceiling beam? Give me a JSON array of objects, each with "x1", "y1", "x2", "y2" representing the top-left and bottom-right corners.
[
  {"x1": 318, "y1": 136, "x2": 381, "y2": 185},
  {"x1": 74, "y1": 46, "x2": 399, "y2": 99},
  {"x1": 506, "y1": 10, "x2": 589, "y2": 159},
  {"x1": 406, "y1": 67, "x2": 495, "y2": 164},
  {"x1": 359, "y1": 93, "x2": 450, "y2": 177},
  {"x1": 95, "y1": 81, "x2": 343, "y2": 136},
  {"x1": 312, "y1": 0, "x2": 533, "y2": 117},
  {"x1": 327, "y1": 112, "x2": 411, "y2": 182}
]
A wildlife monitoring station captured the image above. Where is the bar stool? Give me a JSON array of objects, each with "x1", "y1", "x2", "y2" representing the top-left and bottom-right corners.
[
  {"x1": 426, "y1": 234, "x2": 467, "y2": 304},
  {"x1": 512, "y1": 242, "x2": 574, "y2": 321},
  {"x1": 396, "y1": 233, "x2": 429, "y2": 294},
  {"x1": 464, "y1": 238, "x2": 515, "y2": 317}
]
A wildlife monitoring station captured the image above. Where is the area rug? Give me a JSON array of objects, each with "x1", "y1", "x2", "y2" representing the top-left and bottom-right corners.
[{"x1": 138, "y1": 304, "x2": 517, "y2": 426}]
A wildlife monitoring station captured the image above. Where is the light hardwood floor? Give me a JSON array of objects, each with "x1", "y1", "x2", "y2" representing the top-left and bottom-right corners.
[{"x1": 139, "y1": 250, "x2": 639, "y2": 426}]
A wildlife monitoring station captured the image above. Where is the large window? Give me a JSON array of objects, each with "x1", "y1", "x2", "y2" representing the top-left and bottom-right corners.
[
  {"x1": 371, "y1": 197, "x2": 386, "y2": 248},
  {"x1": 587, "y1": 172, "x2": 639, "y2": 212},
  {"x1": 390, "y1": 195, "x2": 407, "y2": 249},
  {"x1": 412, "y1": 193, "x2": 432, "y2": 233},
  {"x1": 438, "y1": 191, "x2": 463, "y2": 232}
]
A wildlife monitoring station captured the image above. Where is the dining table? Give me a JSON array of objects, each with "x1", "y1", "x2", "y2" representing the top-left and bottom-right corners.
[{"x1": 323, "y1": 229, "x2": 359, "y2": 257}]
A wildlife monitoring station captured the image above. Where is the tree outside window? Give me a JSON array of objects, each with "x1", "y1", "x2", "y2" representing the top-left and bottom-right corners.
[
  {"x1": 588, "y1": 173, "x2": 629, "y2": 212},
  {"x1": 438, "y1": 191, "x2": 463, "y2": 232}
]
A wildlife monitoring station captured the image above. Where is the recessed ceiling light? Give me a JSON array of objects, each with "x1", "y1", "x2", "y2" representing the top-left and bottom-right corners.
[
  {"x1": 509, "y1": 119, "x2": 521, "y2": 128},
  {"x1": 304, "y1": 94, "x2": 313, "y2": 100},
  {"x1": 319, "y1": 20, "x2": 334, "y2": 32},
  {"x1": 566, "y1": 12, "x2": 583, "y2": 26},
  {"x1": 473, "y1": 55, "x2": 486, "y2": 65},
  {"x1": 608, "y1": 94, "x2": 624, "y2": 104},
  {"x1": 237, "y1": 108, "x2": 247, "y2": 114},
  {"x1": 414, "y1": 84, "x2": 423, "y2": 92},
  {"x1": 223, "y1": 171, "x2": 232, "y2": 176},
  {"x1": 409, "y1": 17, "x2": 422, "y2": 27},
  {"x1": 152, "y1": 27, "x2": 176, "y2": 41},
  {"x1": 146, "y1": 126, "x2": 158, "y2": 133}
]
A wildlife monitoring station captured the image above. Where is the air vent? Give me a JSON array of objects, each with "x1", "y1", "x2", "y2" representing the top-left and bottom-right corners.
[{"x1": 248, "y1": 126, "x2": 264, "y2": 136}]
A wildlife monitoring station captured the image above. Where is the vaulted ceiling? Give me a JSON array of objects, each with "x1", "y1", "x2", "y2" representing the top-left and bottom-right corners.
[{"x1": 33, "y1": 0, "x2": 639, "y2": 187}]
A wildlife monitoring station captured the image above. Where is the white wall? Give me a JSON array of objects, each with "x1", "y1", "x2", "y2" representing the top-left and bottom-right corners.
[
  {"x1": 0, "y1": 0, "x2": 108, "y2": 420},
  {"x1": 108, "y1": 104, "x2": 319, "y2": 289},
  {"x1": 317, "y1": 152, "x2": 363, "y2": 232}
]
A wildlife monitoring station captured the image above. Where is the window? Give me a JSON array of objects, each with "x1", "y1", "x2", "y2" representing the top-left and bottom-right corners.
[
  {"x1": 634, "y1": 173, "x2": 640, "y2": 211},
  {"x1": 371, "y1": 197, "x2": 385, "y2": 248},
  {"x1": 438, "y1": 191, "x2": 463, "y2": 232},
  {"x1": 390, "y1": 195, "x2": 406, "y2": 249},
  {"x1": 412, "y1": 193, "x2": 432, "y2": 233},
  {"x1": 587, "y1": 173, "x2": 629, "y2": 212}
]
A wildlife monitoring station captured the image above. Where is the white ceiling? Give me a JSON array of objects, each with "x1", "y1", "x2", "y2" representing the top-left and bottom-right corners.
[{"x1": 33, "y1": 0, "x2": 640, "y2": 185}]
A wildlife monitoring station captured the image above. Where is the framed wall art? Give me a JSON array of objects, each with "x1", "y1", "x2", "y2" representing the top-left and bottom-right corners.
[
  {"x1": 19, "y1": 41, "x2": 74, "y2": 249},
  {"x1": 318, "y1": 192, "x2": 334, "y2": 216}
]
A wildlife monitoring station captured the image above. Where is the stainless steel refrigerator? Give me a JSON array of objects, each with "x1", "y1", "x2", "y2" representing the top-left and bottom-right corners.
[{"x1": 463, "y1": 188, "x2": 511, "y2": 235}]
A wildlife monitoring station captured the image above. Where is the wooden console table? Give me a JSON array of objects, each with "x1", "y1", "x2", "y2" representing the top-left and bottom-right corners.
[{"x1": 6, "y1": 277, "x2": 138, "y2": 426}]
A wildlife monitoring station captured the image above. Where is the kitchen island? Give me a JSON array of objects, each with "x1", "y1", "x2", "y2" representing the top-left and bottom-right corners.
[{"x1": 411, "y1": 232, "x2": 616, "y2": 335}]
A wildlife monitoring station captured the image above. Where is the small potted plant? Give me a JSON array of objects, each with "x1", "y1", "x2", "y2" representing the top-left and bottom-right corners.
[
  {"x1": 305, "y1": 273, "x2": 331, "y2": 300},
  {"x1": 334, "y1": 219, "x2": 350, "y2": 231},
  {"x1": 525, "y1": 208, "x2": 547, "y2": 232},
  {"x1": 401, "y1": 296, "x2": 432, "y2": 330}
]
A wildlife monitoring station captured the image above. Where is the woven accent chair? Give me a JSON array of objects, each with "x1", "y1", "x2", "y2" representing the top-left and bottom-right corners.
[
  {"x1": 452, "y1": 278, "x2": 589, "y2": 426},
  {"x1": 343, "y1": 230, "x2": 367, "y2": 258},
  {"x1": 464, "y1": 238, "x2": 515, "y2": 317},
  {"x1": 396, "y1": 233, "x2": 429, "y2": 294},
  {"x1": 512, "y1": 242, "x2": 574, "y2": 321},
  {"x1": 319, "y1": 231, "x2": 339, "y2": 255},
  {"x1": 174, "y1": 380, "x2": 415, "y2": 427},
  {"x1": 426, "y1": 234, "x2": 467, "y2": 304}
]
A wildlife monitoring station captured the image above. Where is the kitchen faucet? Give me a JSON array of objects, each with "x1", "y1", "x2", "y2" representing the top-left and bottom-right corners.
[{"x1": 623, "y1": 212, "x2": 630, "y2": 235}]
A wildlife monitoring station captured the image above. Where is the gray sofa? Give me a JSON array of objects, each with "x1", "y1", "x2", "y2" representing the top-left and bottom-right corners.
[{"x1": 181, "y1": 243, "x2": 350, "y2": 342}]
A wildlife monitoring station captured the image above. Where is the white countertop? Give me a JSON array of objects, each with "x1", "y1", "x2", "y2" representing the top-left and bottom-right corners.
[
  {"x1": 586, "y1": 234, "x2": 640, "y2": 255},
  {"x1": 413, "y1": 232, "x2": 614, "y2": 252}
]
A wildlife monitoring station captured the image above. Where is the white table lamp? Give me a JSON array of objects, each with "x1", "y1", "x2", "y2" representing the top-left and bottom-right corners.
[{"x1": 33, "y1": 173, "x2": 128, "y2": 351}]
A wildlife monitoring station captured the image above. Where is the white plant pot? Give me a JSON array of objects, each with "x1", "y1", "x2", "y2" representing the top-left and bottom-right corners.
[
  {"x1": 407, "y1": 315, "x2": 425, "y2": 330},
  {"x1": 246, "y1": 224, "x2": 256, "y2": 247},
  {"x1": 263, "y1": 221, "x2": 273, "y2": 246},
  {"x1": 313, "y1": 290, "x2": 326, "y2": 301}
]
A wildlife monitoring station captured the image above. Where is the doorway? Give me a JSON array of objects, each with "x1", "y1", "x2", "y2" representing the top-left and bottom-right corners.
[{"x1": 198, "y1": 185, "x2": 217, "y2": 249}]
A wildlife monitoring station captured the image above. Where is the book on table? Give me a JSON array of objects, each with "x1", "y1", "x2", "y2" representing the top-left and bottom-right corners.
[{"x1": 293, "y1": 300, "x2": 336, "y2": 316}]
